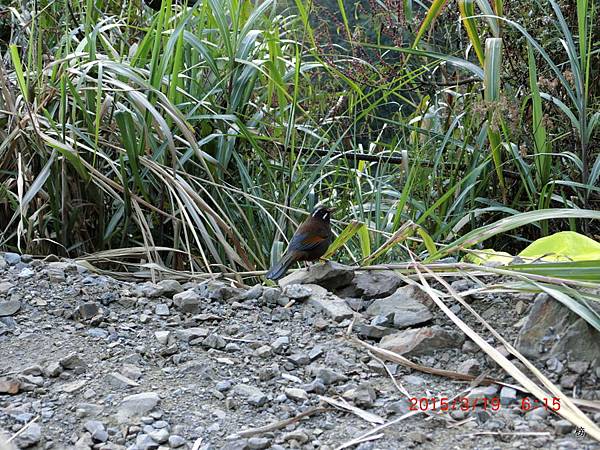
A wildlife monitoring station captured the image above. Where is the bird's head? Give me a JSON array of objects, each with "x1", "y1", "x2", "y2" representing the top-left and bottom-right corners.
[{"x1": 311, "y1": 206, "x2": 333, "y2": 223}]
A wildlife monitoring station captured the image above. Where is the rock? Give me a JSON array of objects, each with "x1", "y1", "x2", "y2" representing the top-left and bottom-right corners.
[
  {"x1": 202, "y1": 333, "x2": 226, "y2": 349},
  {"x1": 0, "y1": 300, "x2": 21, "y2": 316},
  {"x1": 147, "y1": 428, "x2": 169, "y2": 444},
  {"x1": 348, "y1": 384, "x2": 376, "y2": 408},
  {"x1": 466, "y1": 385, "x2": 498, "y2": 399},
  {"x1": 457, "y1": 358, "x2": 480, "y2": 375},
  {"x1": 197, "y1": 280, "x2": 242, "y2": 301},
  {"x1": 168, "y1": 435, "x2": 186, "y2": 448},
  {"x1": 222, "y1": 440, "x2": 249, "y2": 450},
  {"x1": 516, "y1": 293, "x2": 600, "y2": 361},
  {"x1": 3, "y1": 252, "x2": 21, "y2": 265},
  {"x1": 155, "y1": 330, "x2": 171, "y2": 345},
  {"x1": 154, "y1": 303, "x2": 170, "y2": 316},
  {"x1": 239, "y1": 284, "x2": 263, "y2": 301},
  {"x1": 254, "y1": 345, "x2": 273, "y2": 358},
  {"x1": 74, "y1": 302, "x2": 99, "y2": 320},
  {"x1": 134, "y1": 282, "x2": 165, "y2": 298},
  {"x1": 282, "y1": 429, "x2": 310, "y2": 444},
  {"x1": 61, "y1": 380, "x2": 87, "y2": 393},
  {"x1": 314, "y1": 367, "x2": 348, "y2": 385},
  {"x1": 84, "y1": 420, "x2": 108, "y2": 442},
  {"x1": 306, "y1": 284, "x2": 354, "y2": 322},
  {"x1": 560, "y1": 374, "x2": 579, "y2": 389},
  {"x1": 0, "y1": 281, "x2": 14, "y2": 294},
  {"x1": 553, "y1": 420, "x2": 574, "y2": 435},
  {"x1": 59, "y1": 353, "x2": 87, "y2": 370},
  {"x1": 106, "y1": 372, "x2": 139, "y2": 388},
  {"x1": 260, "y1": 287, "x2": 281, "y2": 305},
  {"x1": 500, "y1": 386, "x2": 517, "y2": 405},
  {"x1": 18, "y1": 268, "x2": 35, "y2": 279},
  {"x1": 282, "y1": 284, "x2": 312, "y2": 300},
  {"x1": 271, "y1": 336, "x2": 289, "y2": 353},
  {"x1": 340, "y1": 270, "x2": 403, "y2": 299},
  {"x1": 355, "y1": 323, "x2": 397, "y2": 339},
  {"x1": 176, "y1": 327, "x2": 209, "y2": 343},
  {"x1": 0, "y1": 377, "x2": 20, "y2": 394},
  {"x1": 135, "y1": 433, "x2": 158, "y2": 450},
  {"x1": 284, "y1": 388, "x2": 308, "y2": 402},
  {"x1": 117, "y1": 392, "x2": 160, "y2": 422},
  {"x1": 157, "y1": 279, "x2": 183, "y2": 296},
  {"x1": 366, "y1": 286, "x2": 432, "y2": 329},
  {"x1": 247, "y1": 437, "x2": 270, "y2": 450},
  {"x1": 379, "y1": 326, "x2": 464, "y2": 356},
  {"x1": 172, "y1": 289, "x2": 201, "y2": 313},
  {"x1": 567, "y1": 360, "x2": 589, "y2": 375},
  {"x1": 233, "y1": 384, "x2": 268, "y2": 406},
  {"x1": 279, "y1": 261, "x2": 354, "y2": 290},
  {"x1": 43, "y1": 362, "x2": 62, "y2": 378},
  {"x1": 15, "y1": 423, "x2": 41, "y2": 448}
]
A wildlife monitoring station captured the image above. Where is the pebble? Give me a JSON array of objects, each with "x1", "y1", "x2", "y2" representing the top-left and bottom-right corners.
[
  {"x1": 315, "y1": 367, "x2": 348, "y2": 385},
  {"x1": 0, "y1": 300, "x2": 21, "y2": 316},
  {"x1": 247, "y1": 437, "x2": 271, "y2": 449},
  {"x1": 4, "y1": 252, "x2": 21, "y2": 265},
  {"x1": 155, "y1": 330, "x2": 171, "y2": 345},
  {"x1": 16, "y1": 423, "x2": 42, "y2": 448},
  {"x1": 271, "y1": 336, "x2": 289, "y2": 353},
  {"x1": 155, "y1": 303, "x2": 170, "y2": 316},
  {"x1": 168, "y1": 435, "x2": 186, "y2": 448},
  {"x1": 284, "y1": 387, "x2": 308, "y2": 402},
  {"x1": 84, "y1": 420, "x2": 108, "y2": 442},
  {"x1": 117, "y1": 392, "x2": 160, "y2": 422}
]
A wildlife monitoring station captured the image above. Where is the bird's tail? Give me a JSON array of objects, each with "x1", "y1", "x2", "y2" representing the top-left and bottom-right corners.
[{"x1": 266, "y1": 252, "x2": 296, "y2": 280}]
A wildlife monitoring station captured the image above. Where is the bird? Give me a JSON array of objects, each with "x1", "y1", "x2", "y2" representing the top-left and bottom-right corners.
[{"x1": 266, "y1": 206, "x2": 334, "y2": 281}]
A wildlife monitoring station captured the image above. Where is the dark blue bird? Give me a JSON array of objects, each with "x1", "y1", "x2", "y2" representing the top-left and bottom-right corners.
[{"x1": 266, "y1": 206, "x2": 333, "y2": 280}]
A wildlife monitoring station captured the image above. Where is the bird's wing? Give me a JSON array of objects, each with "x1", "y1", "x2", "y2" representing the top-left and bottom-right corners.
[{"x1": 288, "y1": 231, "x2": 328, "y2": 251}]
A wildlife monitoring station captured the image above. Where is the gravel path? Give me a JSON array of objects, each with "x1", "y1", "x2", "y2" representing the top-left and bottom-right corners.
[{"x1": 0, "y1": 253, "x2": 598, "y2": 450}]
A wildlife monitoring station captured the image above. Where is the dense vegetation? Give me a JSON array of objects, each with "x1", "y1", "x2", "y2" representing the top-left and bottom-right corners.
[{"x1": 0, "y1": 0, "x2": 598, "y2": 274}]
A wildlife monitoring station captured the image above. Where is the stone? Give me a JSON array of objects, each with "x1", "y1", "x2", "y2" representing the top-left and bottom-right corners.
[
  {"x1": 240, "y1": 284, "x2": 263, "y2": 301},
  {"x1": 314, "y1": 367, "x2": 348, "y2": 385},
  {"x1": 500, "y1": 386, "x2": 517, "y2": 405},
  {"x1": 457, "y1": 358, "x2": 481, "y2": 375},
  {"x1": 84, "y1": 420, "x2": 108, "y2": 442},
  {"x1": 349, "y1": 384, "x2": 376, "y2": 408},
  {"x1": 306, "y1": 284, "x2": 354, "y2": 322},
  {"x1": 155, "y1": 303, "x2": 170, "y2": 316},
  {"x1": 0, "y1": 377, "x2": 20, "y2": 394},
  {"x1": 466, "y1": 385, "x2": 498, "y2": 399},
  {"x1": 282, "y1": 430, "x2": 310, "y2": 444},
  {"x1": 355, "y1": 323, "x2": 396, "y2": 339},
  {"x1": 134, "y1": 282, "x2": 165, "y2": 298},
  {"x1": 172, "y1": 289, "x2": 201, "y2": 314},
  {"x1": 0, "y1": 281, "x2": 14, "y2": 294},
  {"x1": 135, "y1": 433, "x2": 158, "y2": 450},
  {"x1": 157, "y1": 279, "x2": 183, "y2": 296},
  {"x1": 43, "y1": 362, "x2": 62, "y2": 378},
  {"x1": 168, "y1": 435, "x2": 186, "y2": 448},
  {"x1": 233, "y1": 384, "x2": 268, "y2": 406},
  {"x1": 341, "y1": 270, "x2": 403, "y2": 299},
  {"x1": 366, "y1": 286, "x2": 432, "y2": 329},
  {"x1": 117, "y1": 392, "x2": 160, "y2": 422},
  {"x1": 59, "y1": 353, "x2": 87, "y2": 370},
  {"x1": 553, "y1": 419, "x2": 574, "y2": 435},
  {"x1": 74, "y1": 302, "x2": 99, "y2": 320},
  {"x1": 247, "y1": 437, "x2": 270, "y2": 450},
  {"x1": 15, "y1": 423, "x2": 41, "y2": 448},
  {"x1": 379, "y1": 326, "x2": 464, "y2": 356},
  {"x1": 3, "y1": 252, "x2": 21, "y2": 265},
  {"x1": 279, "y1": 261, "x2": 354, "y2": 290},
  {"x1": 567, "y1": 360, "x2": 589, "y2": 375},
  {"x1": 261, "y1": 287, "x2": 281, "y2": 305},
  {"x1": 147, "y1": 428, "x2": 169, "y2": 444},
  {"x1": 560, "y1": 374, "x2": 579, "y2": 389},
  {"x1": 155, "y1": 330, "x2": 171, "y2": 345},
  {"x1": 18, "y1": 268, "x2": 35, "y2": 279},
  {"x1": 106, "y1": 372, "x2": 139, "y2": 388},
  {"x1": 516, "y1": 293, "x2": 600, "y2": 361},
  {"x1": 202, "y1": 333, "x2": 226, "y2": 349},
  {"x1": 271, "y1": 336, "x2": 289, "y2": 353},
  {"x1": 61, "y1": 380, "x2": 87, "y2": 393},
  {"x1": 284, "y1": 388, "x2": 308, "y2": 402},
  {"x1": 176, "y1": 327, "x2": 209, "y2": 343},
  {"x1": 254, "y1": 345, "x2": 273, "y2": 358},
  {"x1": 197, "y1": 279, "x2": 243, "y2": 301},
  {"x1": 0, "y1": 300, "x2": 21, "y2": 316},
  {"x1": 282, "y1": 284, "x2": 312, "y2": 300}
]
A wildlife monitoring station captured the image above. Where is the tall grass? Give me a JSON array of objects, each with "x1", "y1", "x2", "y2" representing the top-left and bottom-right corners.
[{"x1": 0, "y1": 0, "x2": 598, "y2": 274}]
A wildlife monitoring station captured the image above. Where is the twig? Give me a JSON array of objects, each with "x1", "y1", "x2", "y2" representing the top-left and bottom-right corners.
[
  {"x1": 233, "y1": 406, "x2": 328, "y2": 438},
  {"x1": 7, "y1": 416, "x2": 39, "y2": 443},
  {"x1": 458, "y1": 431, "x2": 552, "y2": 438}
]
